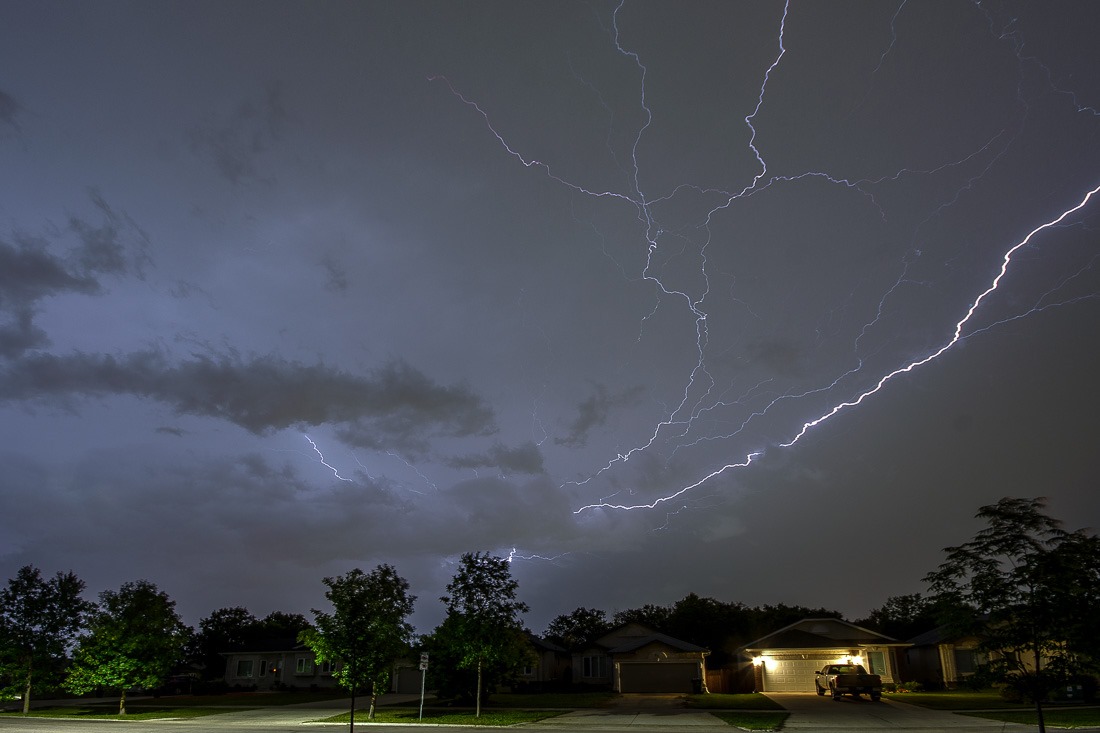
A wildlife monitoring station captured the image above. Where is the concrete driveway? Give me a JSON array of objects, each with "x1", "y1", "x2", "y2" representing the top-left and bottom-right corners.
[{"x1": 764, "y1": 692, "x2": 1032, "y2": 730}]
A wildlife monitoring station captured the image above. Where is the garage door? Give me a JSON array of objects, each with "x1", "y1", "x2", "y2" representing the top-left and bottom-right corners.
[
  {"x1": 619, "y1": 663, "x2": 697, "y2": 693},
  {"x1": 763, "y1": 658, "x2": 821, "y2": 692}
]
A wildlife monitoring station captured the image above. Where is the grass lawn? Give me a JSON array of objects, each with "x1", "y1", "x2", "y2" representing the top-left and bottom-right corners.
[
  {"x1": 135, "y1": 690, "x2": 348, "y2": 706},
  {"x1": 686, "y1": 693, "x2": 785, "y2": 710},
  {"x1": 0, "y1": 705, "x2": 239, "y2": 721},
  {"x1": 709, "y1": 711, "x2": 789, "y2": 730},
  {"x1": 317, "y1": 707, "x2": 563, "y2": 725},
  {"x1": 882, "y1": 690, "x2": 1021, "y2": 710},
  {"x1": 961, "y1": 708, "x2": 1100, "y2": 728},
  {"x1": 483, "y1": 692, "x2": 617, "y2": 708}
]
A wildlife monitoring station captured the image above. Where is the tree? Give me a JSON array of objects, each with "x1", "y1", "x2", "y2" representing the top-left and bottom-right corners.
[
  {"x1": 611, "y1": 603, "x2": 671, "y2": 630},
  {"x1": 65, "y1": 580, "x2": 189, "y2": 715},
  {"x1": 544, "y1": 607, "x2": 611, "y2": 650},
  {"x1": 188, "y1": 606, "x2": 258, "y2": 681},
  {"x1": 0, "y1": 566, "x2": 93, "y2": 713},
  {"x1": 855, "y1": 593, "x2": 939, "y2": 642},
  {"x1": 299, "y1": 566, "x2": 415, "y2": 730},
  {"x1": 439, "y1": 552, "x2": 529, "y2": 717},
  {"x1": 925, "y1": 497, "x2": 1100, "y2": 733},
  {"x1": 254, "y1": 611, "x2": 312, "y2": 639}
]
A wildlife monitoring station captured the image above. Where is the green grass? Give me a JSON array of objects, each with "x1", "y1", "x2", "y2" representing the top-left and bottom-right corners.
[
  {"x1": 317, "y1": 707, "x2": 563, "y2": 725},
  {"x1": 484, "y1": 692, "x2": 617, "y2": 708},
  {"x1": 961, "y1": 708, "x2": 1100, "y2": 728},
  {"x1": 882, "y1": 690, "x2": 1020, "y2": 710},
  {"x1": 709, "y1": 711, "x2": 789, "y2": 730},
  {"x1": 0, "y1": 705, "x2": 240, "y2": 720},
  {"x1": 686, "y1": 693, "x2": 785, "y2": 710},
  {"x1": 138, "y1": 690, "x2": 348, "y2": 706}
]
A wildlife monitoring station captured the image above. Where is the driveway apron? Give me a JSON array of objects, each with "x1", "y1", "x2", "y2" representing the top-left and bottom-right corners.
[{"x1": 764, "y1": 692, "x2": 1032, "y2": 730}]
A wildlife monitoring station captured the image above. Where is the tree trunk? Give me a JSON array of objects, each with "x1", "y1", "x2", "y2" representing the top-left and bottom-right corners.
[
  {"x1": 476, "y1": 657, "x2": 482, "y2": 719},
  {"x1": 119, "y1": 688, "x2": 127, "y2": 716},
  {"x1": 368, "y1": 680, "x2": 377, "y2": 721},
  {"x1": 21, "y1": 668, "x2": 32, "y2": 715},
  {"x1": 349, "y1": 688, "x2": 356, "y2": 733},
  {"x1": 1034, "y1": 644, "x2": 1045, "y2": 733}
]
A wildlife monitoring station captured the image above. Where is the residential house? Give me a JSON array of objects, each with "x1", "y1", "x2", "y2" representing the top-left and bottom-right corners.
[
  {"x1": 739, "y1": 618, "x2": 908, "y2": 693},
  {"x1": 513, "y1": 634, "x2": 570, "y2": 690},
  {"x1": 222, "y1": 638, "x2": 340, "y2": 690},
  {"x1": 572, "y1": 623, "x2": 709, "y2": 693}
]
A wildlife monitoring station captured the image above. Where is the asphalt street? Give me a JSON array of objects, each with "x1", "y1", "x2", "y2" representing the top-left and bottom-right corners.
[{"x1": 0, "y1": 692, "x2": 1044, "y2": 733}]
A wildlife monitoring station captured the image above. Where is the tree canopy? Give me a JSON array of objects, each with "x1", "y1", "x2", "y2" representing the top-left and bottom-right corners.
[
  {"x1": 437, "y1": 552, "x2": 530, "y2": 717},
  {"x1": 925, "y1": 497, "x2": 1100, "y2": 732},
  {"x1": 0, "y1": 565, "x2": 92, "y2": 713},
  {"x1": 65, "y1": 580, "x2": 188, "y2": 715},
  {"x1": 300, "y1": 565, "x2": 415, "y2": 728}
]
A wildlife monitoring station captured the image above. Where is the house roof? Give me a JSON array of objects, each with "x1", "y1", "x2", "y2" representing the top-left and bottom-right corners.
[
  {"x1": 607, "y1": 632, "x2": 708, "y2": 655},
  {"x1": 221, "y1": 636, "x2": 309, "y2": 654},
  {"x1": 528, "y1": 633, "x2": 567, "y2": 653},
  {"x1": 739, "y1": 618, "x2": 905, "y2": 652}
]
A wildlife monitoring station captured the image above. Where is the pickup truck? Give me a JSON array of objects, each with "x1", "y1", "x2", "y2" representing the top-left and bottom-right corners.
[{"x1": 814, "y1": 663, "x2": 882, "y2": 701}]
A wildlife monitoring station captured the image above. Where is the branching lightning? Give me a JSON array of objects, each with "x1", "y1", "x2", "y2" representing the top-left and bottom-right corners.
[{"x1": 433, "y1": 1, "x2": 1099, "y2": 521}]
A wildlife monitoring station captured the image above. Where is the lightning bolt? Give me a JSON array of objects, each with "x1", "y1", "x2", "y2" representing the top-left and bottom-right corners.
[
  {"x1": 433, "y1": 1, "x2": 1099, "y2": 518},
  {"x1": 303, "y1": 434, "x2": 353, "y2": 482}
]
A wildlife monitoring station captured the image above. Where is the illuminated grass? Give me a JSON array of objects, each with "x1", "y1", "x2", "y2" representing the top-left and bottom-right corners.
[
  {"x1": 960, "y1": 709, "x2": 1100, "y2": 728},
  {"x1": 883, "y1": 691, "x2": 1027, "y2": 710},
  {"x1": 485, "y1": 692, "x2": 617, "y2": 708},
  {"x1": 0, "y1": 705, "x2": 239, "y2": 720},
  {"x1": 317, "y1": 707, "x2": 563, "y2": 725}
]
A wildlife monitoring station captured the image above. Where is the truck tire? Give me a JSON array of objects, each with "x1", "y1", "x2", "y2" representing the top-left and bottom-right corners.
[
  {"x1": 815, "y1": 683, "x2": 825, "y2": 696},
  {"x1": 871, "y1": 693, "x2": 881, "y2": 702}
]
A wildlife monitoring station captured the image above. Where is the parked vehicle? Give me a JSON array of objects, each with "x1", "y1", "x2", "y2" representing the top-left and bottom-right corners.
[{"x1": 814, "y1": 663, "x2": 881, "y2": 701}]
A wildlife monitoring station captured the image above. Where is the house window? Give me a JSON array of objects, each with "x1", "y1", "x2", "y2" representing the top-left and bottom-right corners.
[
  {"x1": 867, "y1": 651, "x2": 886, "y2": 676},
  {"x1": 236, "y1": 660, "x2": 254, "y2": 678},
  {"x1": 583, "y1": 655, "x2": 608, "y2": 678},
  {"x1": 954, "y1": 648, "x2": 986, "y2": 675},
  {"x1": 259, "y1": 659, "x2": 268, "y2": 677},
  {"x1": 296, "y1": 657, "x2": 313, "y2": 674},
  {"x1": 522, "y1": 665, "x2": 534, "y2": 677},
  {"x1": 320, "y1": 660, "x2": 336, "y2": 675}
]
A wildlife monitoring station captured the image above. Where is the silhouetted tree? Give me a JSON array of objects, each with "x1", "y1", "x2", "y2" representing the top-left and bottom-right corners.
[
  {"x1": 855, "y1": 594, "x2": 939, "y2": 642},
  {"x1": 544, "y1": 607, "x2": 611, "y2": 649},
  {"x1": 925, "y1": 497, "x2": 1100, "y2": 733},
  {"x1": 188, "y1": 606, "x2": 258, "y2": 681},
  {"x1": 438, "y1": 552, "x2": 529, "y2": 717},
  {"x1": 611, "y1": 603, "x2": 671, "y2": 630},
  {"x1": 0, "y1": 566, "x2": 93, "y2": 713},
  {"x1": 300, "y1": 565, "x2": 415, "y2": 730},
  {"x1": 65, "y1": 580, "x2": 188, "y2": 715}
]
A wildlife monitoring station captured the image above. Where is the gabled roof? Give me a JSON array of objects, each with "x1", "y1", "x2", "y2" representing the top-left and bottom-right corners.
[
  {"x1": 739, "y1": 618, "x2": 905, "y2": 652},
  {"x1": 527, "y1": 632, "x2": 567, "y2": 653},
  {"x1": 607, "y1": 632, "x2": 708, "y2": 655}
]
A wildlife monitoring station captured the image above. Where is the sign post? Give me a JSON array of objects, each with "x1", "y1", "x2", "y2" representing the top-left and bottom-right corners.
[{"x1": 418, "y1": 652, "x2": 429, "y2": 721}]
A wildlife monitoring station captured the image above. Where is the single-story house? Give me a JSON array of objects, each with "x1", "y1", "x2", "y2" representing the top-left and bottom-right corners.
[
  {"x1": 513, "y1": 634, "x2": 570, "y2": 690},
  {"x1": 739, "y1": 618, "x2": 908, "y2": 693},
  {"x1": 223, "y1": 638, "x2": 341, "y2": 690},
  {"x1": 901, "y1": 625, "x2": 988, "y2": 689},
  {"x1": 572, "y1": 623, "x2": 709, "y2": 693}
]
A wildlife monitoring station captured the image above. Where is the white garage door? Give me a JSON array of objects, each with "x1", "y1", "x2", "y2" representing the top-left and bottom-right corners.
[{"x1": 763, "y1": 658, "x2": 823, "y2": 692}]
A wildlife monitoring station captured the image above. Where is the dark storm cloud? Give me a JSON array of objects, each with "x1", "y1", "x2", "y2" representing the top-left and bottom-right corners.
[
  {"x1": 0, "y1": 192, "x2": 148, "y2": 358},
  {"x1": 0, "y1": 351, "x2": 495, "y2": 445},
  {"x1": 446, "y1": 441, "x2": 545, "y2": 475},
  {"x1": 187, "y1": 84, "x2": 287, "y2": 185},
  {"x1": 556, "y1": 383, "x2": 645, "y2": 448}
]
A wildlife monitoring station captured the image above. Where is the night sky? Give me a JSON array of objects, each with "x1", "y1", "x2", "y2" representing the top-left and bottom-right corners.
[{"x1": 2, "y1": 1, "x2": 1098, "y2": 636}]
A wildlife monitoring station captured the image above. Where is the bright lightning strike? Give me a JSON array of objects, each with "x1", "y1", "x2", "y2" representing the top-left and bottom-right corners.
[{"x1": 303, "y1": 434, "x2": 353, "y2": 482}]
